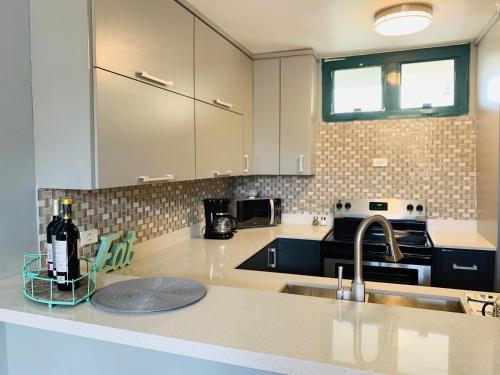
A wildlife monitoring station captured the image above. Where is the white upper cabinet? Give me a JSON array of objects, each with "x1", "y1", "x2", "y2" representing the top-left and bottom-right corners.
[
  {"x1": 195, "y1": 19, "x2": 246, "y2": 114},
  {"x1": 253, "y1": 54, "x2": 318, "y2": 176},
  {"x1": 280, "y1": 55, "x2": 317, "y2": 175},
  {"x1": 242, "y1": 57, "x2": 254, "y2": 175},
  {"x1": 253, "y1": 59, "x2": 280, "y2": 175},
  {"x1": 95, "y1": 69, "x2": 195, "y2": 188},
  {"x1": 94, "y1": 0, "x2": 194, "y2": 97},
  {"x1": 195, "y1": 102, "x2": 244, "y2": 180}
]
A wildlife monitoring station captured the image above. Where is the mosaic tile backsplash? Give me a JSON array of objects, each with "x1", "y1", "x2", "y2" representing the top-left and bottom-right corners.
[
  {"x1": 37, "y1": 115, "x2": 476, "y2": 255},
  {"x1": 236, "y1": 115, "x2": 476, "y2": 220},
  {"x1": 37, "y1": 178, "x2": 234, "y2": 255}
]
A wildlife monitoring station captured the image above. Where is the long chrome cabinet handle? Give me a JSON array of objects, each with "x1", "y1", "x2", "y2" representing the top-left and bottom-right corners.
[
  {"x1": 268, "y1": 247, "x2": 277, "y2": 268},
  {"x1": 452, "y1": 263, "x2": 478, "y2": 271},
  {"x1": 214, "y1": 98, "x2": 233, "y2": 109},
  {"x1": 243, "y1": 154, "x2": 249, "y2": 173},
  {"x1": 138, "y1": 175, "x2": 175, "y2": 183},
  {"x1": 213, "y1": 170, "x2": 232, "y2": 177},
  {"x1": 299, "y1": 154, "x2": 305, "y2": 173},
  {"x1": 136, "y1": 71, "x2": 173, "y2": 87}
]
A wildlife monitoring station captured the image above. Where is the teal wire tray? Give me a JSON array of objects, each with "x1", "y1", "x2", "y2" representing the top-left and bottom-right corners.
[{"x1": 22, "y1": 252, "x2": 97, "y2": 309}]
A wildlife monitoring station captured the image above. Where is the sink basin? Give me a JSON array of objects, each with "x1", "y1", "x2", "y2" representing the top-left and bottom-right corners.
[
  {"x1": 367, "y1": 292, "x2": 464, "y2": 313},
  {"x1": 281, "y1": 283, "x2": 339, "y2": 299},
  {"x1": 280, "y1": 283, "x2": 464, "y2": 313}
]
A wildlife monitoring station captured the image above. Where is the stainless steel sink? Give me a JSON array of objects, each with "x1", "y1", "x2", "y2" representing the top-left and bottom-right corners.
[
  {"x1": 280, "y1": 283, "x2": 464, "y2": 313},
  {"x1": 367, "y1": 292, "x2": 464, "y2": 313},
  {"x1": 281, "y1": 283, "x2": 339, "y2": 299}
]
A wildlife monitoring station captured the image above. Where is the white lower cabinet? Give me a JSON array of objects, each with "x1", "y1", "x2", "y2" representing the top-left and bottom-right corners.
[
  {"x1": 195, "y1": 101, "x2": 244, "y2": 180},
  {"x1": 95, "y1": 69, "x2": 195, "y2": 188}
]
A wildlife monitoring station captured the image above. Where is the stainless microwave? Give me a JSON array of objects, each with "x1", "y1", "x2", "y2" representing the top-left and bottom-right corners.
[{"x1": 234, "y1": 198, "x2": 282, "y2": 228}]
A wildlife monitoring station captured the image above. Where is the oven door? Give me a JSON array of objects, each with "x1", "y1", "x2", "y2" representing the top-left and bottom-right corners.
[
  {"x1": 324, "y1": 258, "x2": 431, "y2": 286},
  {"x1": 235, "y1": 199, "x2": 275, "y2": 228}
]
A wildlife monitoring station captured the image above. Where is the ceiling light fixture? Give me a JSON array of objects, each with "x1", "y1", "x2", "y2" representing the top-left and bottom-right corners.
[{"x1": 374, "y1": 3, "x2": 433, "y2": 36}]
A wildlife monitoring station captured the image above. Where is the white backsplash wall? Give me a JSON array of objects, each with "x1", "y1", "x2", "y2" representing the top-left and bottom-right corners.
[{"x1": 236, "y1": 115, "x2": 477, "y2": 220}]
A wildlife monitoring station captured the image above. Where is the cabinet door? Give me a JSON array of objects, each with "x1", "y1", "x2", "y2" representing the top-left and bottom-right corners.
[
  {"x1": 95, "y1": 69, "x2": 195, "y2": 188},
  {"x1": 253, "y1": 58, "x2": 280, "y2": 175},
  {"x1": 195, "y1": 102, "x2": 244, "y2": 179},
  {"x1": 236, "y1": 241, "x2": 278, "y2": 272},
  {"x1": 280, "y1": 55, "x2": 317, "y2": 175},
  {"x1": 242, "y1": 57, "x2": 254, "y2": 175},
  {"x1": 276, "y1": 239, "x2": 322, "y2": 276},
  {"x1": 94, "y1": 0, "x2": 194, "y2": 97},
  {"x1": 195, "y1": 19, "x2": 245, "y2": 114},
  {"x1": 434, "y1": 248, "x2": 495, "y2": 292}
]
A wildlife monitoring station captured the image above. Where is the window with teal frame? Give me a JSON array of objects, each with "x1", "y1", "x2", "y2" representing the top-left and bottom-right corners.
[{"x1": 322, "y1": 44, "x2": 470, "y2": 122}]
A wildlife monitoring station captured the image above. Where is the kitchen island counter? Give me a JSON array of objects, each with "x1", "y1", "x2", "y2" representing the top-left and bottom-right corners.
[{"x1": 1, "y1": 224, "x2": 500, "y2": 375}]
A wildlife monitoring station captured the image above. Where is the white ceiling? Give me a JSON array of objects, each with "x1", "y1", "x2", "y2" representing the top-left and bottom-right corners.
[{"x1": 186, "y1": 0, "x2": 498, "y2": 56}]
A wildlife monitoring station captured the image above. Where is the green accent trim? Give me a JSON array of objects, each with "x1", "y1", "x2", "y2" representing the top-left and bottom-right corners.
[
  {"x1": 22, "y1": 253, "x2": 96, "y2": 308},
  {"x1": 322, "y1": 44, "x2": 470, "y2": 122}
]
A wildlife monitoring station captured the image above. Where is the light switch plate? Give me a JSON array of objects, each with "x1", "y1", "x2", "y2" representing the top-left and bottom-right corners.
[
  {"x1": 372, "y1": 158, "x2": 389, "y2": 167},
  {"x1": 81, "y1": 229, "x2": 99, "y2": 246}
]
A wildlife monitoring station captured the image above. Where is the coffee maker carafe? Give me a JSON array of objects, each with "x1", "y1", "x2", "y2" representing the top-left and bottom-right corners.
[{"x1": 203, "y1": 199, "x2": 238, "y2": 239}]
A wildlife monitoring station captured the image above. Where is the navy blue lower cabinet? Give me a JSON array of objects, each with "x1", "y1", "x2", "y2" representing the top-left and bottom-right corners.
[
  {"x1": 237, "y1": 239, "x2": 321, "y2": 276},
  {"x1": 433, "y1": 248, "x2": 495, "y2": 292}
]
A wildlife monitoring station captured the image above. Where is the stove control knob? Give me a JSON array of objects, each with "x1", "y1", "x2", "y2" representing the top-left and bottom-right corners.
[
  {"x1": 345, "y1": 202, "x2": 352, "y2": 210},
  {"x1": 416, "y1": 204, "x2": 424, "y2": 212},
  {"x1": 406, "y1": 204, "x2": 414, "y2": 212},
  {"x1": 336, "y1": 202, "x2": 343, "y2": 210}
]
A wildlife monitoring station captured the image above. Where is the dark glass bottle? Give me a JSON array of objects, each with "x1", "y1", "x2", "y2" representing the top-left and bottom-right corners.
[
  {"x1": 46, "y1": 199, "x2": 61, "y2": 279},
  {"x1": 54, "y1": 198, "x2": 81, "y2": 291}
]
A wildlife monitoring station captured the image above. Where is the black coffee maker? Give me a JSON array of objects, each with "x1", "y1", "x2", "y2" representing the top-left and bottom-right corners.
[{"x1": 203, "y1": 198, "x2": 238, "y2": 239}]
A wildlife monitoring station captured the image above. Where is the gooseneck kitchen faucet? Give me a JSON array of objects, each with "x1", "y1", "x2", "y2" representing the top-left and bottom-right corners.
[{"x1": 336, "y1": 214, "x2": 404, "y2": 302}]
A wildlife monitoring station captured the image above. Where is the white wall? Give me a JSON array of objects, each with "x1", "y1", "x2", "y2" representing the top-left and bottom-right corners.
[
  {"x1": 0, "y1": 0, "x2": 37, "y2": 278},
  {"x1": 476, "y1": 19, "x2": 500, "y2": 289}
]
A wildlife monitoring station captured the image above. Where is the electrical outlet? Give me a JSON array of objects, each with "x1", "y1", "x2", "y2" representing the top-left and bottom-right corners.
[{"x1": 81, "y1": 229, "x2": 99, "y2": 246}]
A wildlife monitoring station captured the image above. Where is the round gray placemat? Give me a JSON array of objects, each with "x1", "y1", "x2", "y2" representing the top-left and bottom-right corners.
[{"x1": 91, "y1": 277, "x2": 207, "y2": 313}]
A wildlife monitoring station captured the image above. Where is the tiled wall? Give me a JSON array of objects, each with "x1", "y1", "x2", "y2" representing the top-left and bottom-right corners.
[
  {"x1": 37, "y1": 115, "x2": 477, "y2": 255},
  {"x1": 37, "y1": 178, "x2": 234, "y2": 255},
  {"x1": 236, "y1": 115, "x2": 477, "y2": 220}
]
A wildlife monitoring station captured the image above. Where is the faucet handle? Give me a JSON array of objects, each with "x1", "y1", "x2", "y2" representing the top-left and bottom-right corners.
[{"x1": 336, "y1": 266, "x2": 345, "y2": 300}]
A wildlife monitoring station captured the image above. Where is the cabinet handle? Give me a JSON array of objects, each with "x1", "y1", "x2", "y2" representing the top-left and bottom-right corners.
[
  {"x1": 268, "y1": 247, "x2": 276, "y2": 268},
  {"x1": 138, "y1": 175, "x2": 175, "y2": 183},
  {"x1": 136, "y1": 71, "x2": 173, "y2": 87},
  {"x1": 243, "y1": 155, "x2": 249, "y2": 173},
  {"x1": 452, "y1": 263, "x2": 478, "y2": 271},
  {"x1": 214, "y1": 98, "x2": 233, "y2": 109},
  {"x1": 213, "y1": 170, "x2": 232, "y2": 177},
  {"x1": 299, "y1": 154, "x2": 305, "y2": 173}
]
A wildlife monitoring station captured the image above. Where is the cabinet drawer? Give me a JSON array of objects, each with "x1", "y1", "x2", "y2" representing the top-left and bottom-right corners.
[
  {"x1": 95, "y1": 69, "x2": 195, "y2": 188},
  {"x1": 434, "y1": 248, "x2": 494, "y2": 292},
  {"x1": 94, "y1": 0, "x2": 194, "y2": 97},
  {"x1": 195, "y1": 19, "x2": 245, "y2": 114}
]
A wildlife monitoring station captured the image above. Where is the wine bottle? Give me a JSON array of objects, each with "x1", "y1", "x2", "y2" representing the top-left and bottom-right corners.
[
  {"x1": 45, "y1": 199, "x2": 61, "y2": 278},
  {"x1": 54, "y1": 198, "x2": 81, "y2": 291}
]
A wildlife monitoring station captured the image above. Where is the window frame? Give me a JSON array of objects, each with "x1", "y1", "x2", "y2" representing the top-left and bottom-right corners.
[{"x1": 322, "y1": 44, "x2": 470, "y2": 122}]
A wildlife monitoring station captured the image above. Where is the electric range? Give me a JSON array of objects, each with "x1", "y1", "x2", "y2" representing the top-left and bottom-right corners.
[{"x1": 321, "y1": 198, "x2": 434, "y2": 286}]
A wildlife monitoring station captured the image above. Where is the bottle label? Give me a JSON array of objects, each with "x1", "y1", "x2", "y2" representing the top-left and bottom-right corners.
[
  {"x1": 54, "y1": 240, "x2": 68, "y2": 274},
  {"x1": 46, "y1": 242, "x2": 53, "y2": 268},
  {"x1": 51, "y1": 234, "x2": 57, "y2": 270},
  {"x1": 57, "y1": 275, "x2": 66, "y2": 283}
]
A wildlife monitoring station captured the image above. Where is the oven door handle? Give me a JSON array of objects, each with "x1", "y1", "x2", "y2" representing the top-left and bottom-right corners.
[{"x1": 327, "y1": 258, "x2": 431, "y2": 286}]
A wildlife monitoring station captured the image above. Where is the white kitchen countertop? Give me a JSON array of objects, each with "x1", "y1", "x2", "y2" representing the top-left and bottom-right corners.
[
  {"x1": 428, "y1": 219, "x2": 496, "y2": 251},
  {"x1": 1, "y1": 223, "x2": 499, "y2": 375}
]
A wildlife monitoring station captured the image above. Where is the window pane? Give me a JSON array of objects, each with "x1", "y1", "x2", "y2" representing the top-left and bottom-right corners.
[
  {"x1": 401, "y1": 59, "x2": 455, "y2": 109},
  {"x1": 333, "y1": 66, "x2": 383, "y2": 113}
]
